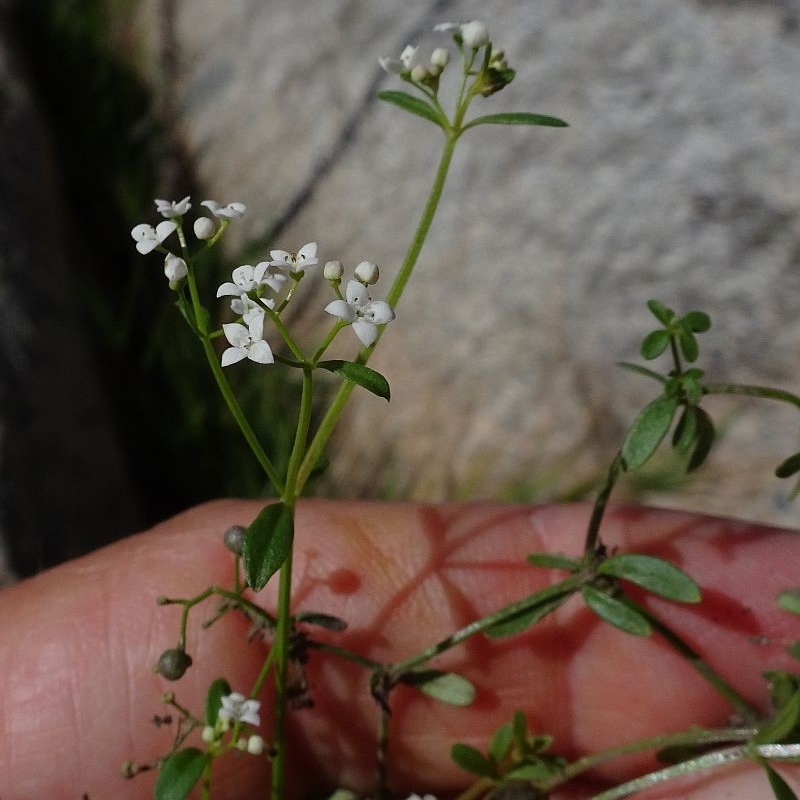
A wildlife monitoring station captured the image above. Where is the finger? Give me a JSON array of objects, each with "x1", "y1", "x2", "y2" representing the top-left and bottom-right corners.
[{"x1": 0, "y1": 501, "x2": 797, "y2": 800}]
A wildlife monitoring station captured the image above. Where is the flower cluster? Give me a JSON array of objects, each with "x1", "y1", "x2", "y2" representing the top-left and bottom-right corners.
[
  {"x1": 201, "y1": 692, "x2": 265, "y2": 757},
  {"x1": 131, "y1": 198, "x2": 396, "y2": 366}
]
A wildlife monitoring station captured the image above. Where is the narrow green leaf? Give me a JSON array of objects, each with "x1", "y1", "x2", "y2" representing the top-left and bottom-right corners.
[
  {"x1": 621, "y1": 394, "x2": 680, "y2": 471},
  {"x1": 640, "y1": 330, "x2": 670, "y2": 360},
  {"x1": 243, "y1": 502, "x2": 294, "y2": 591},
  {"x1": 678, "y1": 329, "x2": 700, "y2": 362},
  {"x1": 485, "y1": 593, "x2": 572, "y2": 638},
  {"x1": 293, "y1": 611, "x2": 348, "y2": 631},
  {"x1": 789, "y1": 641, "x2": 800, "y2": 661},
  {"x1": 598, "y1": 554, "x2": 701, "y2": 603},
  {"x1": 672, "y1": 406, "x2": 698, "y2": 453},
  {"x1": 582, "y1": 585, "x2": 652, "y2": 636},
  {"x1": 205, "y1": 678, "x2": 231, "y2": 726},
  {"x1": 401, "y1": 669, "x2": 476, "y2": 706},
  {"x1": 505, "y1": 761, "x2": 556, "y2": 781},
  {"x1": 615, "y1": 361, "x2": 668, "y2": 384},
  {"x1": 451, "y1": 742, "x2": 494, "y2": 777},
  {"x1": 317, "y1": 360, "x2": 390, "y2": 401},
  {"x1": 377, "y1": 90, "x2": 444, "y2": 128},
  {"x1": 462, "y1": 111, "x2": 569, "y2": 131},
  {"x1": 681, "y1": 310, "x2": 712, "y2": 333},
  {"x1": 527, "y1": 552, "x2": 580, "y2": 572},
  {"x1": 687, "y1": 407, "x2": 715, "y2": 472},
  {"x1": 779, "y1": 590, "x2": 800, "y2": 616},
  {"x1": 647, "y1": 299, "x2": 675, "y2": 325},
  {"x1": 154, "y1": 748, "x2": 207, "y2": 800},
  {"x1": 764, "y1": 763, "x2": 800, "y2": 800},
  {"x1": 488, "y1": 722, "x2": 514, "y2": 764},
  {"x1": 776, "y1": 454, "x2": 800, "y2": 479},
  {"x1": 754, "y1": 690, "x2": 800, "y2": 744}
]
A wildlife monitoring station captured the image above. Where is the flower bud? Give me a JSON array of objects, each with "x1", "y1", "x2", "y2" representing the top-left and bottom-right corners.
[
  {"x1": 247, "y1": 735, "x2": 266, "y2": 755},
  {"x1": 410, "y1": 64, "x2": 429, "y2": 83},
  {"x1": 354, "y1": 260, "x2": 380, "y2": 285},
  {"x1": 223, "y1": 524, "x2": 247, "y2": 555},
  {"x1": 430, "y1": 47, "x2": 450, "y2": 68},
  {"x1": 194, "y1": 216, "x2": 216, "y2": 240},
  {"x1": 323, "y1": 260, "x2": 344, "y2": 281},
  {"x1": 155, "y1": 648, "x2": 193, "y2": 681},
  {"x1": 461, "y1": 20, "x2": 489, "y2": 49},
  {"x1": 164, "y1": 253, "x2": 188, "y2": 284},
  {"x1": 201, "y1": 725, "x2": 216, "y2": 743}
]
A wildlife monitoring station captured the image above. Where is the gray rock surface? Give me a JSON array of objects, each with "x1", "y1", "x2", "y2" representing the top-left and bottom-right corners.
[
  {"x1": 133, "y1": 0, "x2": 800, "y2": 524},
  {"x1": 0, "y1": 10, "x2": 142, "y2": 579}
]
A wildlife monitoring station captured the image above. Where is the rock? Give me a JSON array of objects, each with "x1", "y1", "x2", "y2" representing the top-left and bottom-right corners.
[
  {"x1": 0, "y1": 9, "x2": 142, "y2": 578},
  {"x1": 131, "y1": 0, "x2": 800, "y2": 524}
]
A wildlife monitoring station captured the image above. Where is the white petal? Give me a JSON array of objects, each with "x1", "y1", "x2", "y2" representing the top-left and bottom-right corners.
[
  {"x1": 231, "y1": 265, "x2": 256, "y2": 288},
  {"x1": 363, "y1": 300, "x2": 395, "y2": 325},
  {"x1": 379, "y1": 56, "x2": 404, "y2": 74},
  {"x1": 352, "y1": 319, "x2": 378, "y2": 346},
  {"x1": 155, "y1": 220, "x2": 177, "y2": 242},
  {"x1": 221, "y1": 347, "x2": 246, "y2": 367},
  {"x1": 131, "y1": 223, "x2": 153, "y2": 241},
  {"x1": 247, "y1": 314, "x2": 265, "y2": 341},
  {"x1": 217, "y1": 282, "x2": 243, "y2": 298},
  {"x1": 247, "y1": 340, "x2": 274, "y2": 364},
  {"x1": 135, "y1": 239, "x2": 157, "y2": 255},
  {"x1": 433, "y1": 22, "x2": 460, "y2": 32},
  {"x1": 345, "y1": 279, "x2": 369, "y2": 307},
  {"x1": 298, "y1": 242, "x2": 317, "y2": 261},
  {"x1": 399, "y1": 44, "x2": 418, "y2": 67},
  {"x1": 324, "y1": 299, "x2": 356, "y2": 322},
  {"x1": 222, "y1": 322, "x2": 249, "y2": 348}
]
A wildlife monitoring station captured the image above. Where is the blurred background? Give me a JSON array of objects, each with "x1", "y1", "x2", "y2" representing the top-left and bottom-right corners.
[{"x1": 2, "y1": 0, "x2": 800, "y2": 581}]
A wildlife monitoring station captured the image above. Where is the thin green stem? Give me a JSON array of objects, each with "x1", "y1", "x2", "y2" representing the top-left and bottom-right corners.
[
  {"x1": 704, "y1": 382, "x2": 800, "y2": 410},
  {"x1": 582, "y1": 453, "x2": 624, "y2": 557},
  {"x1": 296, "y1": 129, "x2": 460, "y2": 492}
]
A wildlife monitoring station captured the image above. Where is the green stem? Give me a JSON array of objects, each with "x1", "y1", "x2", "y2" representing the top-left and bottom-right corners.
[
  {"x1": 295, "y1": 129, "x2": 460, "y2": 492},
  {"x1": 704, "y1": 382, "x2": 800, "y2": 410},
  {"x1": 620, "y1": 594, "x2": 759, "y2": 720},
  {"x1": 583, "y1": 453, "x2": 624, "y2": 557},
  {"x1": 539, "y1": 726, "x2": 756, "y2": 793}
]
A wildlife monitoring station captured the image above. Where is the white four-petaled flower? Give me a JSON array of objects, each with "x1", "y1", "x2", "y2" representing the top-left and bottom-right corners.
[
  {"x1": 218, "y1": 692, "x2": 262, "y2": 726},
  {"x1": 155, "y1": 196, "x2": 191, "y2": 218},
  {"x1": 221, "y1": 318, "x2": 274, "y2": 367},
  {"x1": 269, "y1": 242, "x2": 318, "y2": 272},
  {"x1": 434, "y1": 20, "x2": 490, "y2": 49},
  {"x1": 217, "y1": 263, "x2": 287, "y2": 299},
  {"x1": 201, "y1": 200, "x2": 247, "y2": 219},
  {"x1": 324, "y1": 279, "x2": 395, "y2": 346},
  {"x1": 130, "y1": 220, "x2": 177, "y2": 254}
]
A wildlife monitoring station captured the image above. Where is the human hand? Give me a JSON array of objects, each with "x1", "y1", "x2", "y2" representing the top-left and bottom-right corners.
[{"x1": 0, "y1": 500, "x2": 798, "y2": 799}]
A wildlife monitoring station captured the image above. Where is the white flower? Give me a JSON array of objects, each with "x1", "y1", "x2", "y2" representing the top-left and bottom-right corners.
[
  {"x1": 217, "y1": 263, "x2": 287, "y2": 300},
  {"x1": 193, "y1": 216, "x2": 216, "y2": 240},
  {"x1": 131, "y1": 220, "x2": 177, "y2": 254},
  {"x1": 434, "y1": 20, "x2": 489, "y2": 49},
  {"x1": 379, "y1": 44, "x2": 418, "y2": 74},
  {"x1": 201, "y1": 200, "x2": 247, "y2": 219},
  {"x1": 269, "y1": 242, "x2": 318, "y2": 272},
  {"x1": 220, "y1": 319, "x2": 274, "y2": 367},
  {"x1": 164, "y1": 253, "x2": 188, "y2": 282},
  {"x1": 230, "y1": 294, "x2": 272, "y2": 324},
  {"x1": 154, "y1": 196, "x2": 191, "y2": 218},
  {"x1": 218, "y1": 692, "x2": 262, "y2": 726},
  {"x1": 324, "y1": 279, "x2": 395, "y2": 346}
]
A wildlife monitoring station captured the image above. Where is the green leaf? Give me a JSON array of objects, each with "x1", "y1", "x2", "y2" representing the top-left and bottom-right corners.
[
  {"x1": 527, "y1": 552, "x2": 580, "y2": 572},
  {"x1": 754, "y1": 689, "x2": 800, "y2": 744},
  {"x1": 400, "y1": 669, "x2": 476, "y2": 706},
  {"x1": 243, "y1": 502, "x2": 294, "y2": 591},
  {"x1": 672, "y1": 406, "x2": 698, "y2": 453},
  {"x1": 505, "y1": 760, "x2": 557, "y2": 781},
  {"x1": 582, "y1": 585, "x2": 652, "y2": 636},
  {"x1": 615, "y1": 361, "x2": 668, "y2": 384},
  {"x1": 647, "y1": 299, "x2": 675, "y2": 325},
  {"x1": 451, "y1": 742, "x2": 494, "y2": 777},
  {"x1": 317, "y1": 360, "x2": 390, "y2": 401},
  {"x1": 678, "y1": 329, "x2": 699, "y2": 362},
  {"x1": 204, "y1": 677, "x2": 231, "y2": 726},
  {"x1": 485, "y1": 592, "x2": 572, "y2": 638},
  {"x1": 680, "y1": 310, "x2": 712, "y2": 333},
  {"x1": 776, "y1": 454, "x2": 800, "y2": 479},
  {"x1": 154, "y1": 748, "x2": 207, "y2": 800},
  {"x1": 293, "y1": 611, "x2": 348, "y2": 631},
  {"x1": 377, "y1": 90, "x2": 444, "y2": 128},
  {"x1": 764, "y1": 763, "x2": 800, "y2": 800},
  {"x1": 790, "y1": 641, "x2": 800, "y2": 661},
  {"x1": 640, "y1": 329, "x2": 670, "y2": 360},
  {"x1": 598, "y1": 554, "x2": 701, "y2": 603},
  {"x1": 686, "y1": 407, "x2": 715, "y2": 472},
  {"x1": 621, "y1": 394, "x2": 680, "y2": 471},
  {"x1": 488, "y1": 721, "x2": 514, "y2": 764},
  {"x1": 462, "y1": 111, "x2": 569, "y2": 131}
]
